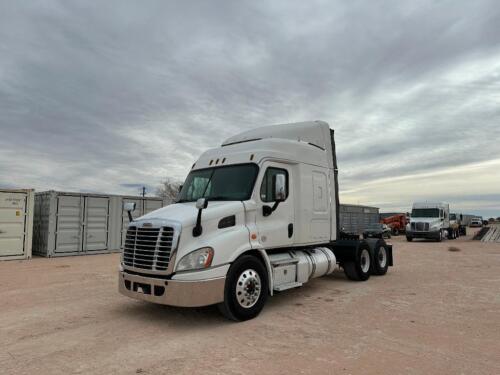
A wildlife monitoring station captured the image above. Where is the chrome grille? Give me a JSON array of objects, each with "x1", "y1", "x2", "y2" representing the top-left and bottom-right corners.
[
  {"x1": 411, "y1": 222, "x2": 429, "y2": 232},
  {"x1": 123, "y1": 226, "x2": 174, "y2": 271}
]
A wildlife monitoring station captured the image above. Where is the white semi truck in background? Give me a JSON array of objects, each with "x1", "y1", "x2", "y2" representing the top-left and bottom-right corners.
[
  {"x1": 118, "y1": 121, "x2": 393, "y2": 321},
  {"x1": 406, "y1": 202, "x2": 461, "y2": 241}
]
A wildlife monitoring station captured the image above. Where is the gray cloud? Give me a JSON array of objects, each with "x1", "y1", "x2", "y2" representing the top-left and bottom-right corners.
[{"x1": 1, "y1": 0, "x2": 499, "y2": 217}]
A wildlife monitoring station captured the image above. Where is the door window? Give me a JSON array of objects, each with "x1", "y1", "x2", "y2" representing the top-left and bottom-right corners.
[{"x1": 260, "y1": 167, "x2": 289, "y2": 202}]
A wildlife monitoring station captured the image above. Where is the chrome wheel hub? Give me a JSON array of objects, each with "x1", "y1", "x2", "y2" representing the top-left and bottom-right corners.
[{"x1": 235, "y1": 269, "x2": 261, "y2": 308}]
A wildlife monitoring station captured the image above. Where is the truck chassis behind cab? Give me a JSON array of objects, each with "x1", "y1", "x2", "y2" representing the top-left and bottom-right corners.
[{"x1": 119, "y1": 121, "x2": 394, "y2": 320}]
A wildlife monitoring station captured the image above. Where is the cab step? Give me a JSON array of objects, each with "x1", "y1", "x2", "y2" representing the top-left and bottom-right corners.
[{"x1": 274, "y1": 281, "x2": 302, "y2": 292}]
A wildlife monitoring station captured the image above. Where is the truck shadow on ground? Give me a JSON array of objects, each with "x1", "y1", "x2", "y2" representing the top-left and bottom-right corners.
[{"x1": 113, "y1": 271, "x2": 353, "y2": 327}]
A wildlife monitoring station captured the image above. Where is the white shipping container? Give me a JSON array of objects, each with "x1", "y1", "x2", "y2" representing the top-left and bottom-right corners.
[
  {"x1": 33, "y1": 191, "x2": 164, "y2": 257},
  {"x1": 0, "y1": 189, "x2": 34, "y2": 260}
]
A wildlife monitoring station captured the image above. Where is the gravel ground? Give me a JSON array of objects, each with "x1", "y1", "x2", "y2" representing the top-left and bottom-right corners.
[{"x1": 1, "y1": 229, "x2": 499, "y2": 374}]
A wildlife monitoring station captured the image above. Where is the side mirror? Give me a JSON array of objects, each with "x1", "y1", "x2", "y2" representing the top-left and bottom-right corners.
[
  {"x1": 196, "y1": 198, "x2": 208, "y2": 210},
  {"x1": 124, "y1": 202, "x2": 136, "y2": 223},
  {"x1": 193, "y1": 198, "x2": 208, "y2": 237},
  {"x1": 263, "y1": 174, "x2": 287, "y2": 217},
  {"x1": 178, "y1": 184, "x2": 183, "y2": 193},
  {"x1": 124, "y1": 202, "x2": 136, "y2": 212},
  {"x1": 274, "y1": 174, "x2": 287, "y2": 202}
]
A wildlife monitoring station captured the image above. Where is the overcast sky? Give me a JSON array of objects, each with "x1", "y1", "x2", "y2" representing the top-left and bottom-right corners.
[{"x1": 1, "y1": 1, "x2": 499, "y2": 217}]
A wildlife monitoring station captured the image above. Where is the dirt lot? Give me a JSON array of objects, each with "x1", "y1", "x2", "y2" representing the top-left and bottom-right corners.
[{"x1": 1, "y1": 230, "x2": 499, "y2": 375}]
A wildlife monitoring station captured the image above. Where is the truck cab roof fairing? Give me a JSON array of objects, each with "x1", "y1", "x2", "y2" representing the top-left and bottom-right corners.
[{"x1": 221, "y1": 121, "x2": 334, "y2": 169}]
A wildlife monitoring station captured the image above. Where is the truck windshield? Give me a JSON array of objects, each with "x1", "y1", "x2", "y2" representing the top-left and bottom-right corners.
[
  {"x1": 450, "y1": 214, "x2": 456, "y2": 220},
  {"x1": 177, "y1": 164, "x2": 259, "y2": 202},
  {"x1": 411, "y1": 208, "x2": 439, "y2": 218}
]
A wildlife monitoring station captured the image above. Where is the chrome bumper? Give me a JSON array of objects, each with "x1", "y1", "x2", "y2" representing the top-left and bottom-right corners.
[
  {"x1": 118, "y1": 271, "x2": 225, "y2": 307},
  {"x1": 407, "y1": 230, "x2": 440, "y2": 239}
]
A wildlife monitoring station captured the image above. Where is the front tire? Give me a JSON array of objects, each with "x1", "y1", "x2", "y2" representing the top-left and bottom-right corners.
[
  {"x1": 436, "y1": 230, "x2": 443, "y2": 242},
  {"x1": 406, "y1": 236, "x2": 413, "y2": 242},
  {"x1": 217, "y1": 255, "x2": 268, "y2": 321}
]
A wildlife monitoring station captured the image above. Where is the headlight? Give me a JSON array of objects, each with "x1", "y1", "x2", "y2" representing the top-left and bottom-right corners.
[{"x1": 176, "y1": 247, "x2": 214, "y2": 271}]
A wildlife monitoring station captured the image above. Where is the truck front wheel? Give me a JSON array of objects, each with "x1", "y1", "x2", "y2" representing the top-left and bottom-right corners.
[
  {"x1": 436, "y1": 230, "x2": 443, "y2": 242},
  {"x1": 217, "y1": 255, "x2": 268, "y2": 321}
]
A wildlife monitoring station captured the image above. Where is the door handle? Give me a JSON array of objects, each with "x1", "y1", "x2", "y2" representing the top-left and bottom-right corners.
[{"x1": 288, "y1": 223, "x2": 293, "y2": 238}]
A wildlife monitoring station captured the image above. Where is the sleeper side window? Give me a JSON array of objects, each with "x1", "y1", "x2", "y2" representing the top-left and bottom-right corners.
[{"x1": 260, "y1": 167, "x2": 289, "y2": 203}]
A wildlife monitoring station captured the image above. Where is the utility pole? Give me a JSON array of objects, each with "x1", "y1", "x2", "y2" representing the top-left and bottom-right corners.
[{"x1": 141, "y1": 186, "x2": 146, "y2": 197}]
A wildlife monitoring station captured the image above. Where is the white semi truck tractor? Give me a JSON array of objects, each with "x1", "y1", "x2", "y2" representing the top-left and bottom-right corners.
[
  {"x1": 118, "y1": 121, "x2": 393, "y2": 321},
  {"x1": 406, "y1": 202, "x2": 458, "y2": 242}
]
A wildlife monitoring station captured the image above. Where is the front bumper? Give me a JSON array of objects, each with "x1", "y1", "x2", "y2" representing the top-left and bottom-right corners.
[
  {"x1": 406, "y1": 230, "x2": 440, "y2": 239},
  {"x1": 118, "y1": 271, "x2": 225, "y2": 307}
]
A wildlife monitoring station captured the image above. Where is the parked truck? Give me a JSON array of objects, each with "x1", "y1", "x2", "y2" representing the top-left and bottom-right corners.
[
  {"x1": 118, "y1": 121, "x2": 393, "y2": 321},
  {"x1": 406, "y1": 202, "x2": 459, "y2": 241},
  {"x1": 380, "y1": 213, "x2": 407, "y2": 235},
  {"x1": 450, "y1": 213, "x2": 467, "y2": 236}
]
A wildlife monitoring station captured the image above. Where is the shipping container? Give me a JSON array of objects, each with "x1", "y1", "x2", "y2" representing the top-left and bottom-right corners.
[
  {"x1": 339, "y1": 204, "x2": 380, "y2": 235},
  {"x1": 0, "y1": 189, "x2": 34, "y2": 260},
  {"x1": 33, "y1": 191, "x2": 164, "y2": 257}
]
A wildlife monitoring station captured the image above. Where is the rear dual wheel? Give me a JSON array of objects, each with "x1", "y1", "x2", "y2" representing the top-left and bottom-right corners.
[
  {"x1": 343, "y1": 242, "x2": 371, "y2": 281},
  {"x1": 371, "y1": 242, "x2": 389, "y2": 276}
]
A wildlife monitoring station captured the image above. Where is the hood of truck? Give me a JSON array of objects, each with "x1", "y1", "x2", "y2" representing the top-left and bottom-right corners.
[
  {"x1": 137, "y1": 200, "x2": 244, "y2": 227},
  {"x1": 130, "y1": 200, "x2": 251, "y2": 270},
  {"x1": 410, "y1": 218, "x2": 442, "y2": 226}
]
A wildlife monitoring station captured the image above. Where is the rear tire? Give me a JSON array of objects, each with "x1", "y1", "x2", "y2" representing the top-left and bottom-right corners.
[
  {"x1": 371, "y1": 243, "x2": 389, "y2": 276},
  {"x1": 343, "y1": 242, "x2": 371, "y2": 281},
  {"x1": 406, "y1": 236, "x2": 413, "y2": 242},
  {"x1": 217, "y1": 255, "x2": 268, "y2": 321}
]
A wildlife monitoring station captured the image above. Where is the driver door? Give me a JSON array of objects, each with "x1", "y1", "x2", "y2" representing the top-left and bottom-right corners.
[{"x1": 255, "y1": 162, "x2": 294, "y2": 248}]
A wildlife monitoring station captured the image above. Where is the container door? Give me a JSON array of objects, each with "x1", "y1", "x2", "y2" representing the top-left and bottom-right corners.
[
  {"x1": 0, "y1": 191, "x2": 27, "y2": 257},
  {"x1": 83, "y1": 197, "x2": 109, "y2": 251},
  {"x1": 144, "y1": 199, "x2": 162, "y2": 215},
  {"x1": 255, "y1": 162, "x2": 295, "y2": 248},
  {"x1": 121, "y1": 198, "x2": 143, "y2": 248},
  {"x1": 55, "y1": 195, "x2": 83, "y2": 253}
]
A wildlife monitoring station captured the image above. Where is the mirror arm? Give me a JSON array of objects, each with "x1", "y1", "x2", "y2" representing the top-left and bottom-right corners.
[
  {"x1": 127, "y1": 211, "x2": 133, "y2": 223},
  {"x1": 263, "y1": 201, "x2": 281, "y2": 217},
  {"x1": 193, "y1": 208, "x2": 204, "y2": 237}
]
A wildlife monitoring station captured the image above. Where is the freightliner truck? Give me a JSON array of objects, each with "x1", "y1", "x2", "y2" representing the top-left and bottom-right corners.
[
  {"x1": 406, "y1": 202, "x2": 461, "y2": 241},
  {"x1": 119, "y1": 121, "x2": 393, "y2": 321}
]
